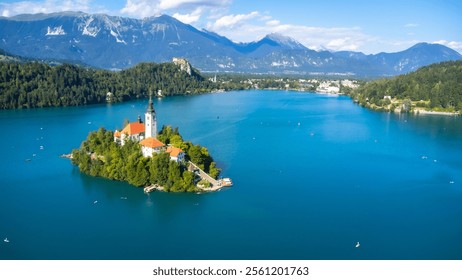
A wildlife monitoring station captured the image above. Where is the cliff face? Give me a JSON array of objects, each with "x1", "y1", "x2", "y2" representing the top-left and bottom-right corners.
[{"x1": 173, "y1": 58, "x2": 192, "y2": 76}]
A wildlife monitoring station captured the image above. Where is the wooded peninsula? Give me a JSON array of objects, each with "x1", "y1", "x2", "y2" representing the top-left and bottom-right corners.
[
  {"x1": 349, "y1": 60, "x2": 462, "y2": 114},
  {"x1": 0, "y1": 61, "x2": 221, "y2": 109}
]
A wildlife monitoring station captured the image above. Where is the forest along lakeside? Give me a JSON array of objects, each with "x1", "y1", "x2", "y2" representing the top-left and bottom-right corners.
[
  {"x1": 0, "y1": 59, "x2": 221, "y2": 109},
  {"x1": 1, "y1": 58, "x2": 461, "y2": 117},
  {"x1": 349, "y1": 60, "x2": 462, "y2": 115}
]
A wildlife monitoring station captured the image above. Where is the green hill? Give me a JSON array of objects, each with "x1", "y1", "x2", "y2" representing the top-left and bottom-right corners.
[
  {"x1": 350, "y1": 60, "x2": 462, "y2": 113},
  {"x1": 0, "y1": 61, "x2": 216, "y2": 109}
]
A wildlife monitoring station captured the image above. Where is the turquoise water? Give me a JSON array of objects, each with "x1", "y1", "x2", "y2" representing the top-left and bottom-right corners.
[{"x1": 1, "y1": 90, "x2": 462, "y2": 260}]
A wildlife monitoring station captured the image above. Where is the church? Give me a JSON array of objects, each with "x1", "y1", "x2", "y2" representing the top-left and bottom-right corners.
[{"x1": 114, "y1": 96, "x2": 185, "y2": 162}]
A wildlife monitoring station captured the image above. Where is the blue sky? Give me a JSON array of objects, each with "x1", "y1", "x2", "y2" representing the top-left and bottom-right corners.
[{"x1": 1, "y1": 0, "x2": 461, "y2": 54}]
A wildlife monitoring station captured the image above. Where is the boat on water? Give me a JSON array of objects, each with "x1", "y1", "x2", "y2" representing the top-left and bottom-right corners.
[
  {"x1": 355, "y1": 242, "x2": 360, "y2": 248},
  {"x1": 4, "y1": 238, "x2": 9, "y2": 243}
]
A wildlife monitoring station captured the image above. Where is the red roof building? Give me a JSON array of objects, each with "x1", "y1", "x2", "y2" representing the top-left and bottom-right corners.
[{"x1": 140, "y1": 137, "x2": 165, "y2": 157}]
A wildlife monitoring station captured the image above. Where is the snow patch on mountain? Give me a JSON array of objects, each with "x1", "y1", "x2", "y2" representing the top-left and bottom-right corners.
[
  {"x1": 110, "y1": 29, "x2": 126, "y2": 44},
  {"x1": 46, "y1": 26, "x2": 66, "y2": 36},
  {"x1": 81, "y1": 17, "x2": 100, "y2": 37}
]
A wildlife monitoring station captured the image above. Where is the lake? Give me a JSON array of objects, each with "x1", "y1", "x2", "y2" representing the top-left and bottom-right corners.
[{"x1": 1, "y1": 90, "x2": 461, "y2": 260}]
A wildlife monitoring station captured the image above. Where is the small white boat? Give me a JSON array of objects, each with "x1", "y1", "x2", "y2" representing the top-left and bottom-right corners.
[
  {"x1": 93, "y1": 200, "x2": 98, "y2": 204},
  {"x1": 4, "y1": 238, "x2": 9, "y2": 243},
  {"x1": 120, "y1": 197, "x2": 127, "y2": 200},
  {"x1": 355, "y1": 242, "x2": 360, "y2": 248}
]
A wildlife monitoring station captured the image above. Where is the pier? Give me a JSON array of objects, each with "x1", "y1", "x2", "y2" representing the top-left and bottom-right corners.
[
  {"x1": 188, "y1": 161, "x2": 232, "y2": 191},
  {"x1": 144, "y1": 184, "x2": 163, "y2": 193},
  {"x1": 143, "y1": 162, "x2": 233, "y2": 193}
]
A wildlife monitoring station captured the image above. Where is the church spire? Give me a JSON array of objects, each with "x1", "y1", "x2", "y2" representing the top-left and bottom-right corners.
[
  {"x1": 147, "y1": 92, "x2": 155, "y2": 113},
  {"x1": 145, "y1": 91, "x2": 157, "y2": 138}
]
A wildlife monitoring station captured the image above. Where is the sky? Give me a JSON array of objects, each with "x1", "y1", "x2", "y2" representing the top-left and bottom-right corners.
[{"x1": 0, "y1": 0, "x2": 461, "y2": 54}]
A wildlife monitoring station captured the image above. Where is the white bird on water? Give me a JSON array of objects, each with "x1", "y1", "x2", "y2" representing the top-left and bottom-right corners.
[{"x1": 355, "y1": 242, "x2": 360, "y2": 248}]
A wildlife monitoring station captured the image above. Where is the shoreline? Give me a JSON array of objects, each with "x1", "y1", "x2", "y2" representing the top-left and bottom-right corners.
[
  {"x1": 414, "y1": 109, "x2": 460, "y2": 116},
  {"x1": 143, "y1": 181, "x2": 230, "y2": 194}
]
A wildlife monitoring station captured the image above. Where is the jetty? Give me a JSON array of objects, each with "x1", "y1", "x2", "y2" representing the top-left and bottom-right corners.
[
  {"x1": 144, "y1": 184, "x2": 163, "y2": 193},
  {"x1": 188, "y1": 161, "x2": 233, "y2": 191}
]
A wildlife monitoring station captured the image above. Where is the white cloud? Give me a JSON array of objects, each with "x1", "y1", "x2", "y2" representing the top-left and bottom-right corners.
[
  {"x1": 207, "y1": 13, "x2": 373, "y2": 52},
  {"x1": 404, "y1": 23, "x2": 419, "y2": 28},
  {"x1": 266, "y1": 19, "x2": 280, "y2": 26},
  {"x1": 172, "y1": 8, "x2": 202, "y2": 24},
  {"x1": 211, "y1": 11, "x2": 259, "y2": 29},
  {"x1": 0, "y1": 0, "x2": 98, "y2": 17},
  {"x1": 158, "y1": 0, "x2": 230, "y2": 10},
  {"x1": 120, "y1": 0, "x2": 230, "y2": 18},
  {"x1": 433, "y1": 40, "x2": 462, "y2": 54},
  {"x1": 120, "y1": 0, "x2": 160, "y2": 18}
]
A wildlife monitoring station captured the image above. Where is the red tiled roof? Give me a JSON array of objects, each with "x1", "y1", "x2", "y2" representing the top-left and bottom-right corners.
[
  {"x1": 114, "y1": 130, "x2": 121, "y2": 137},
  {"x1": 140, "y1": 137, "x2": 165, "y2": 148},
  {"x1": 166, "y1": 146, "x2": 184, "y2": 157},
  {"x1": 121, "y1": 122, "x2": 145, "y2": 135}
]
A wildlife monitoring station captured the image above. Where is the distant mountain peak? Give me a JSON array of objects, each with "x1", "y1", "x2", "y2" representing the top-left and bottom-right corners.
[{"x1": 262, "y1": 33, "x2": 307, "y2": 50}]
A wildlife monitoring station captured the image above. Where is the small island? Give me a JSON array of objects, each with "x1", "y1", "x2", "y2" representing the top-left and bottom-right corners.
[{"x1": 71, "y1": 96, "x2": 231, "y2": 193}]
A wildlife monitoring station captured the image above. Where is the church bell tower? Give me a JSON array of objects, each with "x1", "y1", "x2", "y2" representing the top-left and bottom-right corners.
[{"x1": 145, "y1": 94, "x2": 157, "y2": 138}]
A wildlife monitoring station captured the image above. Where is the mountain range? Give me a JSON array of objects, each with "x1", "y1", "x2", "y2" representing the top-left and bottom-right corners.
[{"x1": 0, "y1": 11, "x2": 461, "y2": 76}]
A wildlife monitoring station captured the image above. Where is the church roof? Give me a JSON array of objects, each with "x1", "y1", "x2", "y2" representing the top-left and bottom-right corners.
[
  {"x1": 140, "y1": 137, "x2": 165, "y2": 148},
  {"x1": 121, "y1": 122, "x2": 145, "y2": 135},
  {"x1": 166, "y1": 146, "x2": 184, "y2": 157}
]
